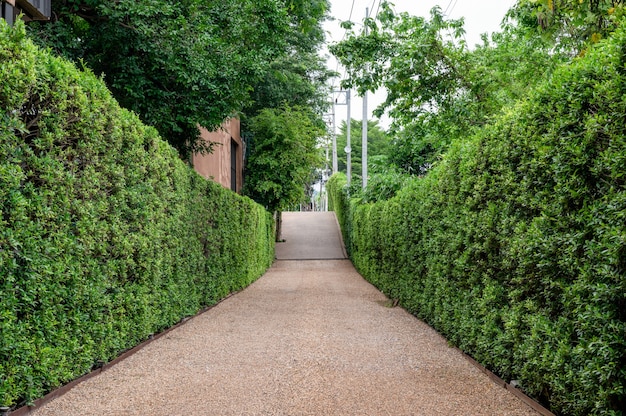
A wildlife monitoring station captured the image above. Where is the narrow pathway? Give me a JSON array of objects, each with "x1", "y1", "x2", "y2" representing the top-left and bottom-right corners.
[
  {"x1": 31, "y1": 212, "x2": 539, "y2": 415},
  {"x1": 275, "y1": 212, "x2": 347, "y2": 260}
]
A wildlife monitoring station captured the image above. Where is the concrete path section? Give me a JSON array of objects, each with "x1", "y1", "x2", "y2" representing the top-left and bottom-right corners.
[
  {"x1": 275, "y1": 212, "x2": 347, "y2": 260},
  {"x1": 30, "y1": 213, "x2": 539, "y2": 416}
]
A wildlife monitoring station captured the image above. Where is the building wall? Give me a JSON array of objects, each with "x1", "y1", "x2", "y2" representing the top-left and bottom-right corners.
[
  {"x1": 192, "y1": 118, "x2": 243, "y2": 193},
  {"x1": 1, "y1": 0, "x2": 51, "y2": 24}
]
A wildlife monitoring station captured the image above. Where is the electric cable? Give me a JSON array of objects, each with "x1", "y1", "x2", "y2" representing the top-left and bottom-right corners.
[
  {"x1": 374, "y1": 0, "x2": 382, "y2": 20},
  {"x1": 330, "y1": 0, "x2": 358, "y2": 92},
  {"x1": 446, "y1": 0, "x2": 459, "y2": 17}
]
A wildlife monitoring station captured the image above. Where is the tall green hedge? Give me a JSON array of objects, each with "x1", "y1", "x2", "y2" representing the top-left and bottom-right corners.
[
  {"x1": 328, "y1": 25, "x2": 626, "y2": 416},
  {"x1": 0, "y1": 21, "x2": 274, "y2": 408},
  {"x1": 327, "y1": 173, "x2": 352, "y2": 254}
]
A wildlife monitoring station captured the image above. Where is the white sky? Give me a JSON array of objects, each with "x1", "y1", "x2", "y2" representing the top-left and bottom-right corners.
[{"x1": 323, "y1": 0, "x2": 517, "y2": 129}]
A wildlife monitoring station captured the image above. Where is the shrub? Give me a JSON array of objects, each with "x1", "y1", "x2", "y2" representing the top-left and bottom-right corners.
[
  {"x1": 328, "y1": 24, "x2": 626, "y2": 415},
  {"x1": 0, "y1": 21, "x2": 274, "y2": 408},
  {"x1": 360, "y1": 167, "x2": 410, "y2": 203},
  {"x1": 327, "y1": 173, "x2": 353, "y2": 255}
]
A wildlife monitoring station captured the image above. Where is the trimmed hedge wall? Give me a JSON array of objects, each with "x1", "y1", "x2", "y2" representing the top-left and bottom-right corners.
[
  {"x1": 328, "y1": 25, "x2": 626, "y2": 416},
  {"x1": 1, "y1": 21, "x2": 274, "y2": 408},
  {"x1": 327, "y1": 173, "x2": 352, "y2": 255}
]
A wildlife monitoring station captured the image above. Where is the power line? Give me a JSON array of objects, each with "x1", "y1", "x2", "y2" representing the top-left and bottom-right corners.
[
  {"x1": 348, "y1": 0, "x2": 356, "y2": 23},
  {"x1": 446, "y1": 0, "x2": 459, "y2": 17},
  {"x1": 374, "y1": 1, "x2": 381, "y2": 20},
  {"x1": 343, "y1": 0, "x2": 357, "y2": 41},
  {"x1": 330, "y1": 0, "x2": 358, "y2": 91}
]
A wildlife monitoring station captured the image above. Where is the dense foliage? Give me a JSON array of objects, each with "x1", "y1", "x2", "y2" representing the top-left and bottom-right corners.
[
  {"x1": 243, "y1": 106, "x2": 324, "y2": 239},
  {"x1": 27, "y1": 0, "x2": 291, "y2": 158},
  {"x1": 334, "y1": 119, "x2": 392, "y2": 177},
  {"x1": 518, "y1": 0, "x2": 626, "y2": 51},
  {"x1": 0, "y1": 22, "x2": 274, "y2": 408},
  {"x1": 331, "y1": 117, "x2": 405, "y2": 203},
  {"x1": 328, "y1": 21, "x2": 626, "y2": 415},
  {"x1": 241, "y1": 0, "x2": 333, "y2": 209},
  {"x1": 331, "y1": 2, "x2": 567, "y2": 174},
  {"x1": 244, "y1": 0, "x2": 334, "y2": 118},
  {"x1": 326, "y1": 173, "x2": 352, "y2": 250}
]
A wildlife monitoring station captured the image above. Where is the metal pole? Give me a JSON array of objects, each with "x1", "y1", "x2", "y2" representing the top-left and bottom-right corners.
[
  {"x1": 346, "y1": 90, "x2": 352, "y2": 186},
  {"x1": 362, "y1": 7, "x2": 369, "y2": 189},
  {"x1": 332, "y1": 100, "x2": 338, "y2": 173}
]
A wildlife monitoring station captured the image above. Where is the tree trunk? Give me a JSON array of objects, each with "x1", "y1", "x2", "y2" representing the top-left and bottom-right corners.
[{"x1": 275, "y1": 210, "x2": 284, "y2": 242}]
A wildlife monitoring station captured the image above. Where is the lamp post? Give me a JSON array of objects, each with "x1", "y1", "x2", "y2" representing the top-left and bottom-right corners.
[
  {"x1": 333, "y1": 89, "x2": 352, "y2": 186},
  {"x1": 362, "y1": 7, "x2": 369, "y2": 189},
  {"x1": 346, "y1": 89, "x2": 352, "y2": 186}
]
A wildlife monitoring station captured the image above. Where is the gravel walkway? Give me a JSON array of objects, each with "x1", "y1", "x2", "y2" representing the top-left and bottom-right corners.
[{"x1": 30, "y1": 213, "x2": 539, "y2": 416}]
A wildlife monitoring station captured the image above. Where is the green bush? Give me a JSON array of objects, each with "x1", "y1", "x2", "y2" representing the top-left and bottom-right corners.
[
  {"x1": 0, "y1": 21, "x2": 274, "y2": 408},
  {"x1": 328, "y1": 24, "x2": 626, "y2": 415},
  {"x1": 360, "y1": 167, "x2": 409, "y2": 203},
  {"x1": 327, "y1": 173, "x2": 353, "y2": 255}
]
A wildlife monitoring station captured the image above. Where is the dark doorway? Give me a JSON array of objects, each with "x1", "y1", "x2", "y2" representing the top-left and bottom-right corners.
[{"x1": 230, "y1": 139, "x2": 238, "y2": 192}]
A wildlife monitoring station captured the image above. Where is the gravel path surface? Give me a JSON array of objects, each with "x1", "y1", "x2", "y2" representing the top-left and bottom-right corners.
[
  {"x1": 30, "y1": 213, "x2": 539, "y2": 416},
  {"x1": 275, "y1": 212, "x2": 347, "y2": 260}
]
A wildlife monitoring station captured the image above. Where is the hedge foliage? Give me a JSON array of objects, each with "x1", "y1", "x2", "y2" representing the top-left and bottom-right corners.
[
  {"x1": 328, "y1": 25, "x2": 626, "y2": 416},
  {"x1": 0, "y1": 21, "x2": 274, "y2": 408}
]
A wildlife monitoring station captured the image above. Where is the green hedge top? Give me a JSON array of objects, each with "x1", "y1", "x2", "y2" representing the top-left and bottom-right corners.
[{"x1": 1, "y1": 20, "x2": 274, "y2": 408}]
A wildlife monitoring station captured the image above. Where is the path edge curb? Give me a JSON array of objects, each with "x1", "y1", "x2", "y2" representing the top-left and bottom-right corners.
[
  {"x1": 331, "y1": 211, "x2": 349, "y2": 259},
  {"x1": 456, "y1": 347, "x2": 556, "y2": 416}
]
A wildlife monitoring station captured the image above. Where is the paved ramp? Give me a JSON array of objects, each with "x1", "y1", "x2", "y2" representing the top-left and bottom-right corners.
[
  {"x1": 275, "y1": 212, "x2": 347, "y2": 260},
  {"x1": 29, "y1": 211, "x2": 543, "y2": 416}
]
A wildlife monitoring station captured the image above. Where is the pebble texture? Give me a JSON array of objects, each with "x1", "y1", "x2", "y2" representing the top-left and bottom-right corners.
[
  {"x1": 31, "y1": 213, "x2": 538, "y2": 416},
  {"x1": 275, "y1": 212, "x2": 347, "y2": 260}
]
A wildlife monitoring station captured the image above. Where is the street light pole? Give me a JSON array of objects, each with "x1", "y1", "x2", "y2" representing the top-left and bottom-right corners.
[
  {"x1": 362, "y1": 7, "x2": 369, "y2": 189},
  {"x1": 346, "y1": 89, "x2": 352, "y2": 187},
  {"x1": 332, "y1": 99, "x2": 338, "y2": 173},
  {"x1": 332, "y1": 89, "x2": 352, "y2": 186}
]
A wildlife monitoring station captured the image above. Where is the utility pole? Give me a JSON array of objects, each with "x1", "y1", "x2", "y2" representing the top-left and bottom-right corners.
[
  {"x1": 323, "y1": 110, "x2": 336, "y2": 174},
  {"x1": 362, "y1": 7, "x2": 369, "y2": 189},
  {"x1": 333, "y1": 90, "x2": 351, "y2": 186},
  {"x1": 331, "y1": 100, "x2": 338, "y2": 173},
  {"x1": 346, "y1": 89, "x2": 352, "y2": 187}
]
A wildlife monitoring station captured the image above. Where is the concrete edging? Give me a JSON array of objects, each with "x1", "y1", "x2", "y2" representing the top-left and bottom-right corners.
[
  {"x1": 331, "y1": 211, "x2": 349, "y2": 259},
  {"x1": 456, "y1": 348, "x2": 555, "y2": 416}
]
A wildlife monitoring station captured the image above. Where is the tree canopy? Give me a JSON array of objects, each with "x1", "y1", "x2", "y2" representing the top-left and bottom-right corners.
[
  {"x1": 27, "y1": 0, "x2": 292, "y2": 158},
  {"x1": 27, "y1": 0, "x2": 333, "y2": 164},
  {"x1": 243, "y1": 0, "x2": 334, "y2": 124},
  {"x1": 243, "y1": 105, "x2": 324, "y2": 215},
  {"x1": 518, "y1": 0, "x2": 625, "y2": 52},
  {"x1": 335, "y1": 119, "x2": 392, "y2": 178},
  {"x1": 330, "y1": 1, "x2": 569, "y2": 174}
]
